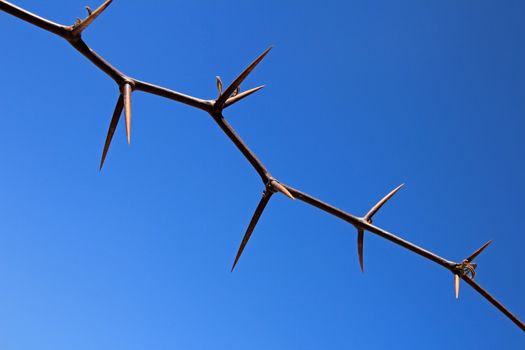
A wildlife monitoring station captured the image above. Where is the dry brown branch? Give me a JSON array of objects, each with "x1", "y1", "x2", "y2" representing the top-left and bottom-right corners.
[{"x1": 0, "y1": 0, "x2": 523, "y2": 332}]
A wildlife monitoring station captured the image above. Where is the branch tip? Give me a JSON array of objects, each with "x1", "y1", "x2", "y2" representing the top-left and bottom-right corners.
[{"x1": 71, "y1": 0, "x2": 113, "y2": 37}]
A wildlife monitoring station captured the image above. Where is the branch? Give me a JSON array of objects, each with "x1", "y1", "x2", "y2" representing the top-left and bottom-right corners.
[
  {"x1": 1, "y1": 0, "x2": 523, "y2": 332},
  {"x1": 0, "y1": 0, "x2": 212, "y2": 166},
  {"x1": 463, "y1": 277, "x2": 525, "y2": 332},
  {"x1": 209, "y1": 111, "x2": 272, "y2": 184}
]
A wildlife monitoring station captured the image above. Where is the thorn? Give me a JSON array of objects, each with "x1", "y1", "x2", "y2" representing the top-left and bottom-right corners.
[
  {"x1": 100, "y1": 94, "x2": 124, "y2": 170},
  {"x1": 216, "y1": 75, "x2": 223, "y2": 97},
  {"x1": 466, "y1": 240, "x2": 493, "y2": 263},
  {"x1": 223, "y1": 85, "x2": 265, "y2": 108},
  {"x1": 357, "y1": 228, "x2": 364, "y2": 272},
  {"x1": 71, "y1": 0, "x2": 113, "y2": 36},
  {"x1": 122, "y1": 83, "x2": 132, "y2": 144},
  {"x1": 270, "y1": 180, "x2": 295, "y2": 200},
  {"x1": 216, "y1": 47, "x2": 272, "y2": 109},
  {"x1": 231, "y1": 191, "x2": 273, "y2": 272},
  {"x1": 364, "y1": 183, "x2": 404, "y2": 222},
  {"x1": 455, "y1": 274, "x2": 460, "y2": 299}
]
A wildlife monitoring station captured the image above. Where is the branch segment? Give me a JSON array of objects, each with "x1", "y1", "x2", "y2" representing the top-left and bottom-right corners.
[{"x1": 463, "y1": 277, "x2": 525, "y2": 332}]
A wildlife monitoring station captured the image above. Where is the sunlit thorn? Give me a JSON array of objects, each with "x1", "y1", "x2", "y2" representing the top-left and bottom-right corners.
[
  {"x1": 270, "y1": 180, "x2": 295, "y2": 200},
  {"x1": 100, "y1": 94, "x2": 124, "y2": 170},
  {"x1": 231, "y1": 190, "x2": 273, "y2": 272},
  {"x1": 455, "y1": 274, "x2": 460, "y2": 299},
  {"x1": 71, "y1": 0, "x2": 113, "y2": 36},
  {"x1": 223, "y1": 85, "x2": 265, "y2": 108},
  {"x1": 216, "y1": 47, "x2": 272, "y2": 109},
  {"x1": 122, "y1": 83, "x2": 132, "y2": 144}
]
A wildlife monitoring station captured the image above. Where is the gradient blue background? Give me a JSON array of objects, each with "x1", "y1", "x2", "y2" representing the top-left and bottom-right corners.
[{"x1": 0, "y1": 0, "x2": 524, "y2": 348}]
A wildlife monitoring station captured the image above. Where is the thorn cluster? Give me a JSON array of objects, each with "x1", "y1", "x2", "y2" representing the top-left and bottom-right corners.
[{"x1": 453, "y1": 240, "x2": 492, "y2": 299}]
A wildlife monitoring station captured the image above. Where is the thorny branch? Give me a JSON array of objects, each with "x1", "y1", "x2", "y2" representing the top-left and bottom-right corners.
[{"x1": 0, "y1": 0, "x2": 523, "y2": 332}]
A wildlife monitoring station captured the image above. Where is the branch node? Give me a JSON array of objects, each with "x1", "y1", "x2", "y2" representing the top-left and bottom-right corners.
[
  {"x1": 452, "y1": 240, "x2": 493, "y2": 299},
  {"x1": 214, "y1": 47, "x2": 272, "y2": 111}
]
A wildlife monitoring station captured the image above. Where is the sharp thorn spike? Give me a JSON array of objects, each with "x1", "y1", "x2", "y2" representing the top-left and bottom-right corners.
[
  {"x1": 122, "y1": 83, "x2": 132, "y2": 144},
  {"x1": 231, "y1": 191, "x2": 273, "y2": 272},
  {"x1": 357, "y1": 228, "x2": 365, "y2": 272},
  {"x1": 100, "y1": 94, "x2": 124, "y2": 170},
  {"x1": 466, "y1": 240, "x2": 493, "y2": 262},
  {"x1": 455, "y1": 274, "x2": 460, "y2": 299},
  {"x1": 71, "y1": 0, "x2": 113, "y2": 36},
  {"x1": 216, "y1": 47, "x2": 272, "y2": 108},
  {"x1": 270, "y1": 180, "x2": 295, "y2": 200},
  {"x1": 364, "y1": 183, "x2": 404, "y2": 222},
  {"x1": 223, "y1": 85, "x2": 265, "y2": 108}
]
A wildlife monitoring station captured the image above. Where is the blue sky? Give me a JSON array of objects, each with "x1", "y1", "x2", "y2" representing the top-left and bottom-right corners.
[{"x1": 0, "y1": 0, "x2": 524, "y2": 348}]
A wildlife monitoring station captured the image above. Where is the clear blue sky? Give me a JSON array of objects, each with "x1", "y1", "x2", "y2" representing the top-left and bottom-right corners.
[{"x1": 0, "y1": 0, "x2": 524, "y2": 348}]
